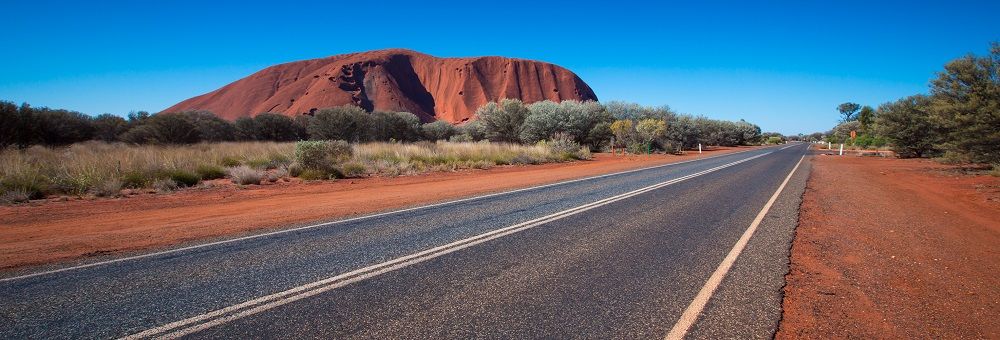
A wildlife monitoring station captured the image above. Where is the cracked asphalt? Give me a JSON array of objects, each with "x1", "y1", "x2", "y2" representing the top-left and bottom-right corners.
[{"x1": 0, "y1": 143, "x2": 810, "y2": 339}]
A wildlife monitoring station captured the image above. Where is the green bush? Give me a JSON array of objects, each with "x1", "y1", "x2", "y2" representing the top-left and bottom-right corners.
[
  {"x1": 220, "y1": 156, "x2": 242, "y2": 167},
  {"x1": 341, "y1": 162, "x2": 367, "y2": 178},
  {"x1": 294, "y1": 140, "x2": 352, "y2": 171},
  {"x1": 196, "y1": 164, "x2": 227, "y2": 180},
  {"x1": 298, "y1": 168, "x2": 331, "y2": 181},
  {"x1": 121, "y1": 170, "x2": 152, "y2": 188},
  {"x1": 161, "y1": 169, "x2": 200, "y2": 187}
]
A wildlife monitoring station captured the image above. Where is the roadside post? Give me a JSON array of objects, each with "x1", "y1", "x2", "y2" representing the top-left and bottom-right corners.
[
  {"x1": 839, "y1": 144, "x2": 844, "y2": 156},
  {"x1": 698, "y1": 144, "x2": 702, "y2": 154},
  {"x1": 828, "y1": 141, "x2": 832, "y2": 149}
]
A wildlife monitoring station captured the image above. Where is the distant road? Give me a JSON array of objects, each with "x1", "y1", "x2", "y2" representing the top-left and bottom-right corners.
[{"x1": 0, "y1": 143, "x2": 811, "y2": 339}]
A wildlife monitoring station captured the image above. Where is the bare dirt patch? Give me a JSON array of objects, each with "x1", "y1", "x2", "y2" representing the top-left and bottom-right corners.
[
  {"x1": 0, "y1": 148, "x2": 752, "y2": 271},
  {"x1": 778, "y1": 155, "x2": 1000, "y2": 338}
]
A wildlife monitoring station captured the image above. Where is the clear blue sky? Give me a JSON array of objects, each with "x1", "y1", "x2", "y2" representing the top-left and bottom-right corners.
[{"x1": 1, "y1": 0, "x2": 997, "y2": 134}]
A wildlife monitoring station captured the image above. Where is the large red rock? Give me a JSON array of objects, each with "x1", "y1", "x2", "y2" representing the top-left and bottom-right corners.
[{"x1": 163, "y1": 49, "x2": 598, "y2": 123}]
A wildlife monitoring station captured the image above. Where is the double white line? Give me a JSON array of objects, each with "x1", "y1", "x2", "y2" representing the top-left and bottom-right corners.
[{"x1": 124, "y1": 152, "x2": 773, "y2": 339}]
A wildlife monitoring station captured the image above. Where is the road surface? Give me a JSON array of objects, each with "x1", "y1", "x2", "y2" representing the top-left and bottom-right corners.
[{"x1": 0, "y1": 143, "x2": 811, "y2": 339}]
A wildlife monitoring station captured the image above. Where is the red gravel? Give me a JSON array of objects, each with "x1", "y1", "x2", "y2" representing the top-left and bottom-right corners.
[{"x1": 778, "y1": 155, "x2": 1000, "y2": 338}]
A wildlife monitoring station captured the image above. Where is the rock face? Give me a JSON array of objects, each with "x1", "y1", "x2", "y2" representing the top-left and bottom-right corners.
[{"x1": 163, "y1": 49, "x2": 598, "y2": 123}]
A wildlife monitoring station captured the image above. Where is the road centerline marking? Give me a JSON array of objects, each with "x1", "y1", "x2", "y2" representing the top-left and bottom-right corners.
[
  {"x1": 664, "y1": 153, "x2": 805, "y2": 340},
  {"x1": 122, "y1": 152, "x2": 774, "y2": 339}
]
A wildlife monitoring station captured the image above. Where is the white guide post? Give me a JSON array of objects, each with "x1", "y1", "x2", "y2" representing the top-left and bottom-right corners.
[
  {"x1": 839, "y1": 144, "x2": 844, "y2": 156},
  {"x1": 698, "y1": 144, "x2": 702, "y2": 154}
]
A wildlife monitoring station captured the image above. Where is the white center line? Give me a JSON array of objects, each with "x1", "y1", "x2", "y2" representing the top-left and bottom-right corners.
[
  {"x1": 664, "y1": 153, "x2": 805, "y2": 340},
  {"x1": 122, "y1": 152, "x2": 774, "y2": 339}
]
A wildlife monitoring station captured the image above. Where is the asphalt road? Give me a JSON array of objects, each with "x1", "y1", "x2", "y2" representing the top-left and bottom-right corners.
[{"x1": 0, "y1": 143, "x2": 811, "y2": 339}]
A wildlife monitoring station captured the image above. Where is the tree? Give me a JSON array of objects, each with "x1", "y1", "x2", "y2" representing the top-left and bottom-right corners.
[
  {"x1": 875, "y1": 95, "x2": 941, "y2": 158},
  {"x1": 421, "y1": 121, "x2": 456, "y2": 141},
  {"x1": 929, "y1": 42, "x2": 999, "y2": 164},
  {"x1": 33, "y1": 108, "x2": 95, "y2": 145},
  {"x1": 635, "y1": 119, "x2": 666, "y2": 154},
  {"x1": 609, "y1": 120, "x2": 634, "y2": 148},
  {"x1": 183, "y1": 111, "x2": 236, "y2": 142},
  {"x1": 856, "y1": 105, "x2": 876, "y2": 133},
  {"x1": 837, "y1": 102, "x2": 861, "y2": 122},
  {"x1": 145, "y1": 112, "x2": 201, "y2": 144},
  {"x1": 234, "y1": 117, "x2": 258, "y2": 140},
  {"x1": 371, "y1": 111, "x2": 421, "y2": 141},
  {"x1": 251, "y1": 113, "x2": 300, "y2": 141},
  {"x1": 476, "y1": 99, "x2": 528, "y2": 143},
  {"x1": 92, "y1": 114, "x2": 128, "y2": 142},
  {"x1": 0, "y1": 101, "x2": 21, "y2": 147},
  {"x1": 308, "y1": 105, "x2": 371, "y2": 142}
]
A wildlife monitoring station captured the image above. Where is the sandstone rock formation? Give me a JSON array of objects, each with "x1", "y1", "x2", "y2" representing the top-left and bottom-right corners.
[{"x1": 163, "y1": 49, "x2": 598, "y2": 123}]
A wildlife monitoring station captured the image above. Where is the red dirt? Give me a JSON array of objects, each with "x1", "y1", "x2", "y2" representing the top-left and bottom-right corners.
[
  {"x1": 162, "y1": 49, "x2": 597, "y2": 123},
  {"x1": 0, "y1": 148, "x2": 751, "y2": 271},
  {"x1": 778, "y1": 155, "x2": 1000, "y2": 338}
]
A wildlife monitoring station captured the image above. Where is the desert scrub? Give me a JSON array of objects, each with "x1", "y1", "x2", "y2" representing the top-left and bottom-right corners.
[
  {"x1": 294, "y1": 140, "x2": 352, "y2": 171},
  {"x1": 0, "y1": 141, "x2": 294, "y2": 197},
  {"x1": 227, "y1": 166, "x2": 264, "y2": 185},
  {"x1": 195, "y1": 164, "x2": 227, "y2": 180},
  {"x1": 0, "y1": 140, "x2": 588, "y2": 200}
]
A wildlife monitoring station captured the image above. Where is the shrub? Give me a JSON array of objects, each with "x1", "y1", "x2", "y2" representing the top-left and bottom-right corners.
[
  {"x1": 92, "y1": 179, "x2": 123, "y2": 197},
  {"x1": 251, "y1": 113, "x2": 300, "y2": 141},
  {"x1": 874, "y1": 95, "x2": 941, "y2": 158},
  {"x1": 196, "y1": 164, "x2": 227, "y2": 180},
  {"x1": 287, "y1": 162, "x2": 303, "y2": 177},
  {"x1": 227, "y1": 165, "x2": 264, "y2": 185},
  {"x1": 421, "y1": 121, "x2": 456, "y2": 141},
  {"x1": 371, "y1": 111, "x2": 422, "y2": 141},
  {"x1": 220, "y1": 156, "x2": 242, "y2": 167},
  {"x1": 152, "y1": 178, "x2": 178, "y2": 192},
  {"x1": 92, "y1": 114, "x2": 128, "y2": 142},
  {"x1": 298, "y1": 168, "x2": 331, "y2": 181},
  {"x1": 765, "y1": 136, "x2": 784, "y2": 144},
  {"x1": 308, "y1": 105, "x2": 371, "y2": 142},
  {"x1": 294, "y1": 140, "x2": 352, "y2": 171},
  {"x1": 162, "y1": 169, "x2": 200, "y2": 187},
  {"x1": 341, "y1": 162, "x2": 367, "y2": 178},
  {"x1": 476, "y1": 99, "x2": 528, "y2": 143},
  {"x1": 935, "y1": 151, "x2": 970, "y2": 165},
  {"x1": 121, "y1": 170, "x2": 152, "y2": 189}
]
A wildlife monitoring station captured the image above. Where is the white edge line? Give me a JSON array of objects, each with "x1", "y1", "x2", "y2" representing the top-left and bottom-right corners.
[
  {"x1": 1, "y1": 146, "x2": 778, "y2": 283},
  {"x1": 123, "y1": 152, "x2": 774, "y2": 339},
  {"x1": 663, "y1": 153, "x2": 806, "y2": 340}
]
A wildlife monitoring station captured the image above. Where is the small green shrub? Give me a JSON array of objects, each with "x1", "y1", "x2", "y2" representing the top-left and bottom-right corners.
[
  {"x1": 121, "y1": 170, "x2": 152, "y2": 189},
  {"x1": 220, "y1": 156, "x2": 242, "y2": 167},
  {"x1": 341, "y1": 162, "x2": 367, "y2": 178},
  {"x1": 295, "y1": 140, "x2": 352, "y2": 172},
  {"x1": 990, "y1": 164, "x2": 1000, "y2": 177},
  {"x1": 160, "y1": 169, "x2": 200, "y2": 187},
  {"x1": 287, "y1": 162, "x2": 303, "y2": 177},
  {"x1": 627, "y1": 142, "x2": 647, "y2": 155},
  {"x1": 298, "y1": 169, "x2": 331, "y2": 181},
  {"x1": 196, "y1": 164, "x2": 227, "y2": 180}
]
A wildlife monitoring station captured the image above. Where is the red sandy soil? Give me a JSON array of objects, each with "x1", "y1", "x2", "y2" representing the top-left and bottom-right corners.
[
  {"x1": 163, "y1": 49, "x2": 597, "y2": 123},
  {"x1": 778, "y1": 155, "x2": 1000, "y2": 338},
  {"x1": 0, "y1": 148, "x2": 751, "y2": 271}
]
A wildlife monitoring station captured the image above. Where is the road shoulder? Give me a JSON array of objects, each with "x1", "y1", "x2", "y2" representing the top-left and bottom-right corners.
[{"x1": 778, "y1": 155, "x2": 1000, "y2": 338}]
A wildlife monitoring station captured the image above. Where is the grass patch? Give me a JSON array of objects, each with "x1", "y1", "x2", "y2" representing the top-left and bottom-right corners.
[{"x1": 0, "y1": 140, "x2": 587, "y2": 201}]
